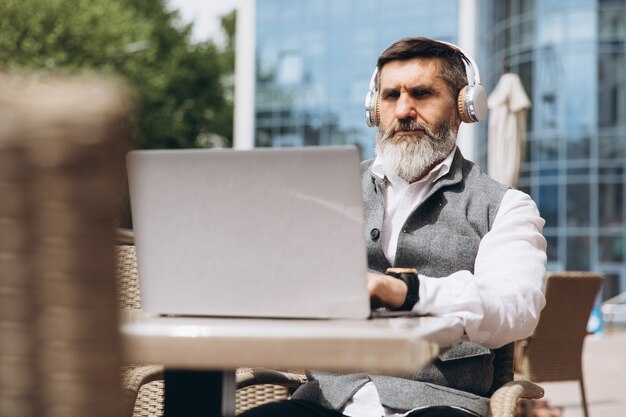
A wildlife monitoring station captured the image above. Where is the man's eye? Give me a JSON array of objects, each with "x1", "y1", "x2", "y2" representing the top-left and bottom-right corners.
[
  {"x1": 382, "y1": 91, "x2": 399, "y2": 100},
  {"x1": 411, "y1": 90, "x2": 429, "y2": 99}
]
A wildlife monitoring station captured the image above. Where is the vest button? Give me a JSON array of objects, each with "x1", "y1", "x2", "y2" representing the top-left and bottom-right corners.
[{"x1": 370, "y1": 228, "x2": 380, "y2": 240}]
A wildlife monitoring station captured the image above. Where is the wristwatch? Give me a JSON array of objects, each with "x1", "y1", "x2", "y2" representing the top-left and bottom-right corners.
[{"x1": 385, "y1": 267, "x2": 420, "y2": 311}]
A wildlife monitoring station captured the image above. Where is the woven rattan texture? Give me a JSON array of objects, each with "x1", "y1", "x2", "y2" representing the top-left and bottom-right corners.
[
  {"x1": 126, "y1": 376, "x2": 292, "y2": 416},
  {"x1": 115, "y1": 245, "x2": 141, "y2": 310},
  {"x1": 516, "y1": 271, "x2": 604, "y2": 382},
  {"x1": 116, "y1": 245, "x2": 164, "y2": 417},
  {"x1": 133, "y1": 381, "x2": 164, "y2": 417},
  {"x1": 115, "y1": 245, "x2": 300, "y2": 416},
  {"x1": 235, "y1": 384, "x2": 290, "y2": 414},
  {"x1": 488, "y1": 381, "x2": 544, "y2": 417}
]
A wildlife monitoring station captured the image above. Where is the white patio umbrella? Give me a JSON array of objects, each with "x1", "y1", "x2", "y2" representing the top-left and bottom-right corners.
[{"x1": 487, "y1": 72, "x2": 531, "y2": 188}]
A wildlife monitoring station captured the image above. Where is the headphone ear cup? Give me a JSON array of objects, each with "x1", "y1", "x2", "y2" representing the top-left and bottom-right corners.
[
  {"x1": 365, "y1": 89, "x2": 380, "y2": 127},
  {"x1": 457, "y1": 84, "x2": 488, "y2": 123},
  {"x1": 468, "y1": 84, "x2": 488, "y2": 122},
  {"x1": 457, "y1": 86, "x2": 472, "y2": 123}
]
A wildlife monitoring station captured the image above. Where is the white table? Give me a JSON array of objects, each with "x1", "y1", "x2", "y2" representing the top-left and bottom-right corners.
[{"x1": 121, "y1": 313, "x2": 464, "y2": 417}]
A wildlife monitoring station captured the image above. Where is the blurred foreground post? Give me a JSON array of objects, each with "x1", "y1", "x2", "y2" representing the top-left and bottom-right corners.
[
  {"x1": 0, "y1": 102, "x2": 38, "y2": 417},
  {"x1": 0, "y1": 75, "x2": 131, "y2": 417}
]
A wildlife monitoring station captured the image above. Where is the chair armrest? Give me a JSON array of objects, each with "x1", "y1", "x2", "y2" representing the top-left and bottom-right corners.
[
  {"x1": 121, "y1": 365, "x2": 165, "y2": 417},
  {"x1": 488, "y1": 380, "x2": 544, "y2": 417},
  {"x1": 513, "y1": 339, "x2": 528, "y2": 373},
  {"x1": 236, "y1": 368, "x2": 307, "y2": 389},
  {"x1": 121, "y1": 366, "x2": 307, "y2": 417}
]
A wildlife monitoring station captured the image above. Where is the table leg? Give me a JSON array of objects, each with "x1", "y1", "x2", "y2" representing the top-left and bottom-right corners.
[{"x1": 164, "y1": 370, "x2": 236, "y2": 417}]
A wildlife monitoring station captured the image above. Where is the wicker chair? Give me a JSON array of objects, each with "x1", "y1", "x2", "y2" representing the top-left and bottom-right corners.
[
  {"x1": 233, "y1": 340, "x2": 544, "y2": 417},
  {"x1": 514, "y1": 271, "x2": 604, "y2": 417},
  {"x1": 115, "y1": 245, "x2": 542, "y2": 417},
  {"x1": 115, "y1": 245, "x2": 300, "y2": 416},
  {"x1": 116, "y1": 245, "x2": 165, "y2": 417},
  {"x1": 487, "y1": 345, "x2": 544, "y2": 417}
]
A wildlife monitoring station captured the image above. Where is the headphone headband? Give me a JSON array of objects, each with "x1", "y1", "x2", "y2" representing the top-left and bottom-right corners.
[
  {"x1": 364, "y1": 39, "x2": 488, "y2": 127},
  {"x1": 435, "y1": 40, "x2": 482, "y2": 85}
]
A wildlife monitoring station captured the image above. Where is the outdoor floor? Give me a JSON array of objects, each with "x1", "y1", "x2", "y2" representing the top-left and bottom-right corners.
[{"x1": 538, "y1": 327, "x2": 626, "y2": 417}]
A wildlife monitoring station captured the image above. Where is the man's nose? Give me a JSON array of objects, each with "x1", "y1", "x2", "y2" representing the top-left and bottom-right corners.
[{"x1": 395, "y1": 94, "x2": 417, "y2": 120}]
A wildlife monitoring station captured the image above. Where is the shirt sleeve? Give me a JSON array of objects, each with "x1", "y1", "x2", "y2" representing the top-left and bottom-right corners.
[{"x1": 412, "y1": 188, "x2": 547, "y2": 348}]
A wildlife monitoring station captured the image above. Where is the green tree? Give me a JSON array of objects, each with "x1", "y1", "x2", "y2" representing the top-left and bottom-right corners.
[
  {"x1": 0, "y1": 0, "x2": 235, "y2": 149},
  {"x1": 207, "y1": 10, "x2": 236, "y2": 147}
]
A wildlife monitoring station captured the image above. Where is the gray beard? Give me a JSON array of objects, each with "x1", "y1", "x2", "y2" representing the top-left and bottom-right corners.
[{"x1": 375, "y1": 119, "x2": 457, "y2": 183}]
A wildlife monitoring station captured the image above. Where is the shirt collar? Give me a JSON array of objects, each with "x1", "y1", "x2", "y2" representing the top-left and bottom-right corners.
[{"x1": 371, "y1": 146, "x2": 456, "y2": 186}]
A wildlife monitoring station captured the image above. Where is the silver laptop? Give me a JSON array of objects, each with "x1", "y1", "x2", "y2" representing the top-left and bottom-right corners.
[{"x1": 126, "y1": 146, "x2": 373, "y2": 319}]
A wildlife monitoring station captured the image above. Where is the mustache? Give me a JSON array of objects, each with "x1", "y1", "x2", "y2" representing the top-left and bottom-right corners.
[
  {"x1": 395, "y1": 120, "x2": 429, "y2": 133},
  {"x1": 380, "y1": 120, "x2": 436, "y2": 140}
]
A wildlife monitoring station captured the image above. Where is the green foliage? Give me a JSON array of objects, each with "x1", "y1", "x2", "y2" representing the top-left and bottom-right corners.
[{"x1": 0, "y1": 0, "x2": 235, "y2": 149}]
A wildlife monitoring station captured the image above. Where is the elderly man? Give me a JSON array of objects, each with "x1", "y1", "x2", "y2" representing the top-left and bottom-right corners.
[{"x1": 240, "y1": 37, "x2": 546, "y2": 417}]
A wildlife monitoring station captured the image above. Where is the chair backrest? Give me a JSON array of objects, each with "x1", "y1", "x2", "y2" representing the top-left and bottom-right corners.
[
  {"x1": 517, "y1": 271, "x2": 604, "y2": 382},
  {"x1": 115, "y1": 245, "x2": 142, "y2": 310}
]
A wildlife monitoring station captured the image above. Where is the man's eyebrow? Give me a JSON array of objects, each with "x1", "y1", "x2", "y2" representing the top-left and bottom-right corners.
[
  {"x1": 380, "y1": 87, "x2": 399, "y2": 97},
  {"x1": 380, "y1": 85, "x2": 438, "y2": 97}
]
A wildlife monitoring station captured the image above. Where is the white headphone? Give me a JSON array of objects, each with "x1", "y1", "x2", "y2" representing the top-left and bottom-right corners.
[{"x1": 364, "y1": 40, "x2": 488, "y2": 127}]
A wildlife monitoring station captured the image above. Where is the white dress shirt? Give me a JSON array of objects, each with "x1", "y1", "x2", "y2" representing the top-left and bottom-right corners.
[{"x1": 341, "y1": 148, "x2": 547, "y2": 417}]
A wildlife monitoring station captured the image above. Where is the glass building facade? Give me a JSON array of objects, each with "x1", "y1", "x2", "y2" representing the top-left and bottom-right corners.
[
  {"x1": 253, "y1": 0, "x2": 626, "y2": 301},
  {"x1": 254, "y1": 0, "x2": 460, "y2": 159},
  {"x1": 479, "y1": 0, "x2": 626, "y2": 301}
]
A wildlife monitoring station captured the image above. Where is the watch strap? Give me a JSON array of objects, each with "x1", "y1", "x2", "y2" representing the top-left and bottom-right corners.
[{"x1": 385, "y1": 267, "x2": 420, "y2": 311}]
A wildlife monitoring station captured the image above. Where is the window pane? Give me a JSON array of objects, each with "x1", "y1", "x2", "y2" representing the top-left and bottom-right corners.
[
  {"x1": 567, "y1": 183, "x2": 590, "y2": 227},
  {"x1": 566, "y1": 136, "x2": 591, "y2": 160},
  {"x1": 599, "y1": 183, "x2": 623, "y2": 227},
  {"x1": 599, "y1": 132, "x2": 626, "y2": 159},
  {"x1": 538, "y1": 184, "x2": 559, "y2": 228},
  {"x1": 566, "y1": 236, "x2": 590, "y2": 270},
  {"x1": 536, "y1": 138, "x2": 559, "y2": 162},
  {"x1": 546, "y1": 235, "x2": 559, "y2": 262},
  {"x1": 567, "y1": 167, "x2": 590, "y2": 176},
  {"x1": 599, "y1": 166, "x2": 623, "y2": 176},
  {"x1": 599, "y1": 7, "x2": 626, "y2": 40},
  {"x1": 598, "y1": 51, "x2": 625, "y2": 128},
  {"x1": 599, "y1": 235, "x2": 624, "y2": 262},
  {"x1": 602, "y1": 272, "x2": 621, "y2": 301}
]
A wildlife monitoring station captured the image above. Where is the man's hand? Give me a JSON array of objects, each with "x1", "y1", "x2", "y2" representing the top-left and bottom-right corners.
[{"x1": 367, "y1": 272, "x2": 408, "y2": 309}]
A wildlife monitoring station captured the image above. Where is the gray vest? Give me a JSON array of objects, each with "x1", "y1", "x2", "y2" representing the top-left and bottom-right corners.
[{"x1": 292, "y1": 150, "x2": 510, "y2": 417}]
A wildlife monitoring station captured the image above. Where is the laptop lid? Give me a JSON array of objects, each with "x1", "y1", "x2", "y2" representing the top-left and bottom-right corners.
[{"x1": 126, "y1": 146, "x2": 371, "y2": 319}]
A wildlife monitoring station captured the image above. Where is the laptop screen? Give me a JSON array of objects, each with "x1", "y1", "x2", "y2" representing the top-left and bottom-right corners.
[{"x1": 127, "y1": 146, "x2": 371, "y2": 319}]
